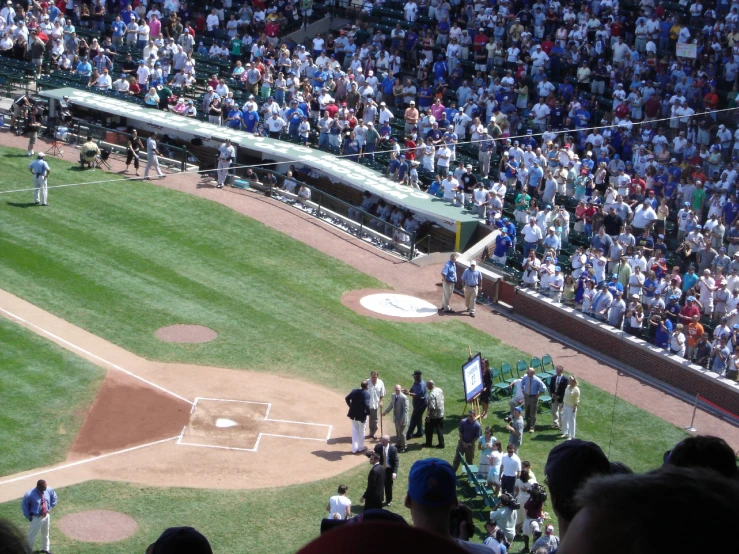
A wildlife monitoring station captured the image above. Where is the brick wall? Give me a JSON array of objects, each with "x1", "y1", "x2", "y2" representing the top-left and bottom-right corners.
[{"x1": 507, "y1": 286, "x2": 739, "y2": 416}]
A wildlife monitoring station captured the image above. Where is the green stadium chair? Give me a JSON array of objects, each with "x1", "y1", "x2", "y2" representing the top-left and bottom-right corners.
[
  {"x1": 541, "y1": 354, "x2": 556, "y2": 372},
  {"x1": 500, "y1": 362, "x2": 518, "y2": 385},
  {"x1": 538, "y1": 393, "x2": 553, "y2": 413},
  {"x1": 515, "y1": 359, "x2": 528, "y2": 378},
  {"x1": 530, "y1": 356, "x2": 554, "y2": 379},
  {"x1": 492, "y1": 366, "x2": 511, "y2": 397}
]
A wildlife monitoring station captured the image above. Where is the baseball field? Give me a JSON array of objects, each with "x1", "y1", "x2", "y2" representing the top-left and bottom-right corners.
[{"x1": 0, "y1": 144, "x2": 691, "y2": 552}]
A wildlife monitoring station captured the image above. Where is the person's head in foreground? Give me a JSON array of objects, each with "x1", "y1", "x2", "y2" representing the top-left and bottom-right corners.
[
  {"x1": 544, "y1": 439, "x2": 611, "y2": 538},
  {"x1": 146, "y1": 526, "x2": 212, "y2": 554},
  {"x1": 557, "y1": 466, "x2": 739, "y2": 554},
  {"x1": 0, "y1": 518, "x2": 29, "y2": 554},
  {"x1": 663, "y1": 435, "x2": 737, "y2": 478}
]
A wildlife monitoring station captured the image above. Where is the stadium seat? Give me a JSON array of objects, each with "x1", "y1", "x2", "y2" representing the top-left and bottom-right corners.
[
  {"x1": 492, "y1": 366, "x2": 511, "y2": 397},
  {"x1": 541, "y1": 354, "x2": 556, "y2": 373},
  {"x1": 515, "y1": 359, "x2": 528, "y2": 378},
  {"x1": 500, "y1": 362, "x2": 518, "y2": 385}
]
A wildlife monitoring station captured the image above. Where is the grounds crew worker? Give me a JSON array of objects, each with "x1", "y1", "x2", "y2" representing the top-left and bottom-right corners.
[{"x1": 28, "y1": 152, "x2": 50, "y2": 206}]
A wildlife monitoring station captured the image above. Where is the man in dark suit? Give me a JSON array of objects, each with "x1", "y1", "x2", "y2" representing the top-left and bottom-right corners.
[
  {"x1": 549, "y1": 365, "x2": 569, "y2": 430},
  {"x1": 360, "y1": 452, "x2": 385, "y2": 510},
  {"x1": 373, "y1": 435, "x2": 400, "y2": 507},
  {"x1": 346, "y1": 380, "x2": 371, "y2": 454}
]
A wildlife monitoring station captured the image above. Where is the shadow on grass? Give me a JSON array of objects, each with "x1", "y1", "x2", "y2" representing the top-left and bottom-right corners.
[
  {"x1": 6, "y1": 202, "x2": 38, "y2": 208},
  {"x1": 2, "y1": 153, "x2": 30, "y2": 158},
  {"x1": 67, "y1": 166, "x2": 95, "y2": 171}
]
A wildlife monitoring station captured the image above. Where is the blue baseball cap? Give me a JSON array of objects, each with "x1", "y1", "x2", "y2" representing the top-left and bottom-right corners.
[
  {"x1": 514, "y1": 406, "x2": 523, "y2": 412},
  {"x1": 408, "y1": 458, "x2": 457, "y2": 507}
]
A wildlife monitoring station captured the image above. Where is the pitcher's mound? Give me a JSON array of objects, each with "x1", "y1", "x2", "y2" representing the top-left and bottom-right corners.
[
  {"x1": 59, "y1": 510, "x2": 138, "y2": 543},
  {"x1": 156, "y1": 324, "x2": 217, "y2": 343}
]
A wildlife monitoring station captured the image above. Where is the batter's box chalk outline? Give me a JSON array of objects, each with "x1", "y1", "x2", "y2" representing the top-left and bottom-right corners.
[{"x1": 176, "y1": 397, "x2": 333, "y2": 453}]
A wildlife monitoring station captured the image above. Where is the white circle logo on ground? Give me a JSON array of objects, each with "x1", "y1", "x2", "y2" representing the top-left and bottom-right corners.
[{"x1": 359, "y1": 294, "x2": 438, "y2": 318}]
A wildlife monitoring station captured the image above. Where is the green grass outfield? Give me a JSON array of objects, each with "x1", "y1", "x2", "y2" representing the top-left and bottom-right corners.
[
  {"x1": 0, "y1": 146, "x2": 688, "y2": 551},
  {"x1": 0, "y1": 318, "x2": 104, "y2": 476}
]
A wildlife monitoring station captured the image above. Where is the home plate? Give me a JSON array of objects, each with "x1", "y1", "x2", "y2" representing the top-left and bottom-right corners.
[
  {"x1": 215, "y1": 418, "x2": 238, "y2": 428},
  {"x1": 359, "y1": 294, "x2": 438, "y2": 318}
]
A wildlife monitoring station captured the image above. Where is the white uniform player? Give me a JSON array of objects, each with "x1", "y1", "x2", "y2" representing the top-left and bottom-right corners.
[
  {"x1": 144, "y1": 134, "x2": 164, "y2": 179},
  {"x1": 216, "y1": 139, "x2": 236, "y2": 188}
]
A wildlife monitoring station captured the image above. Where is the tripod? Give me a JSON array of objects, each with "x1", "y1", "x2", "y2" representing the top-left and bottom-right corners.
[{"x1": 46, "y1": 139, "x2": 64, "y2": 157}]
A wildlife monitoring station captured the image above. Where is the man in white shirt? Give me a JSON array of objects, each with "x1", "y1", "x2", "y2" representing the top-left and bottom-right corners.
[
  {"x1": 531, "y1": 99, "x2": 550, "y2": 132},
  {"x1": 216, "y1": 139, "x2": 235, "y2": 189},
  {"x1": 631, "y1": 200, "x2": 657, "y2": 232},
  {"x1": 327, "y1": 484, "x2": 352, "y2": 520},
  {"x1": 522, "y1": 218, "x2": 543, "y2": 258},
  {"x1": 95, "y1": 68, "x2": 112, "y2": 90},
  {"x1": 112, "y1": 73, "x2": 129, "y2": 92},
  {"x1": 265, "y1": 113, "x2": 286, "y2": 138},
  {"x1": 367, "y1": 371, "x2": 385, "y2": 440},
  {"x1": 499, "y1": 443, "x2": 522, "y2": 493}
]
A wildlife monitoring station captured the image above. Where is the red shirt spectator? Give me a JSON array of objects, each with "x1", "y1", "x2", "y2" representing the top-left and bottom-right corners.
[
  {"x1": 265, "y1": 21, "x2": 279, "y2": 37},
  {"x1": 679, "y1": 303, "x2": 700, "y2": 324},
  {"x1": 404, "y1": 138, "x2": 416, "y2": 160},
  {"x1": 473, "y1": 32, "x2": 487, "y2": 52}
]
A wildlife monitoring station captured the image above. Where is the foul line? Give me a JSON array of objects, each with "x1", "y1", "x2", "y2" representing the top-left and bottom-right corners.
[
  {"x1": 0, "y1": 306, "x2": 194, "y2": 406},
  {"x1": 0, "y1": 436, "x2": 178, "y2": 486}
]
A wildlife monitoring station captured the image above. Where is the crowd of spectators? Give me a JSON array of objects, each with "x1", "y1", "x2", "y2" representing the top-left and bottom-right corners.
[{"x1": 6, "y1": 0, "x2": 739, "y2": 373}]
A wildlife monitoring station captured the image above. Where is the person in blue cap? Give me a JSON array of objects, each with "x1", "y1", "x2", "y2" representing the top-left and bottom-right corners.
[{"x1": 405, "y1": 458, "x2": 492, "y2": 553}]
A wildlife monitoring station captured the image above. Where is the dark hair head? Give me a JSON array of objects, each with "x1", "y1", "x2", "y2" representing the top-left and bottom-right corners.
[
  {"x1": 609, "y1": 461, "x2": 633, "y2": 475},
  {"x1": 569, "y1": 466, "x2": 739, "y2": 554},
  {"x1": 665, "y1": 435, "x2": 737, "y2": 478},
  {"x1": 0, "y1": 518, "x2": 29, "y2": 553},
  {"x1": 338, "y1": 484, "x2": 348, "y2": 494}
]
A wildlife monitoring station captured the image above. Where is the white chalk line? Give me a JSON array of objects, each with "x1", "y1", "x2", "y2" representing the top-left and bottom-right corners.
[
  {"x1": 0, "y1": 436, "x2": 178, "y2": 486},
  {"x1": 178, "y1": 397, "x2": 334, "y2": 451},
  {"x1": 0, "y1": 306, "x2": 194, "y2": 406}
]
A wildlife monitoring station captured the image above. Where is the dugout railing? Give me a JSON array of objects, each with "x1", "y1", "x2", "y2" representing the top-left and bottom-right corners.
[{"x1": 230, "y1": 166, "x2": 428, "y2": 260}]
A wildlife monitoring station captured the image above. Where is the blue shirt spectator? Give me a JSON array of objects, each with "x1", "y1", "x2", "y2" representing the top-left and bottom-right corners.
[
  {"x1": 520, "y1": 374, "x2": 547, "y2": 396},
  {"x1": 441, "y1": 258, "x2": 457, "y2": 282},
  {"x1": 22, "y1": 485, "x2": 57, "y2": 520}
]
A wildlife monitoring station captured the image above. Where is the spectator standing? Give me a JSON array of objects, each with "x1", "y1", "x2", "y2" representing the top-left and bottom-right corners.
[
  {"x1": 367, "y1": 371, "x2": 385, "y2": 441},
  {"x1": 439, "y1": 252, "x2": 458, "y2": 312},
  {"x1": 506, "y1": 406, "x2": 524, "y2": 452},
  {"x1": 359, "y1": 452, "x2": 385, "y2": 510},
  {"x1": 345, "y1": 380, "x2": 371, "y2": 454},
  {"x1": 22, "y1": 480, "x2": 57, "y2": 553},
  {"x1": 452, "y1": 410, "x2": 482, "y2": 472},
  {"x1": 560, "y1": 376, "x2": 581, "y2": 441},
  {"x1": 383, "y1": 384, "x2": 409, "y2": 452},
  {"x1": 405, "y1": 370, "x2": 427, "y2": 439},
  {"x1": 548, "y1": 366, "x2": 569, "y2": 430},
  {"x1": 424, "y1": 380, "x2": 445, "y2": 449},
  {"x1": 461, "y1": 260, "x2": 481, "y2": 317},
  {"x1": 373, "y1": 436, "x2": 399, "y2": 507},
  {"x1": 520, "y1": 368, "x2": 547, "y2": 434},
  {"x1": 499, "y1": 444, "x2": 522, "y2": 495}
]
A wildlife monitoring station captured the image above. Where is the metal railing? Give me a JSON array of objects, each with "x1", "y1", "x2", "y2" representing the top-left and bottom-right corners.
[{"x1": 234, "y1": 167, "x2": 428, "y2": 260}]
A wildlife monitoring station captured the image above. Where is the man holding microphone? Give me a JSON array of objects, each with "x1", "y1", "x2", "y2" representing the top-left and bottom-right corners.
[{"x1": 28, "y1": 152, "x2": 50, "y2": 206}]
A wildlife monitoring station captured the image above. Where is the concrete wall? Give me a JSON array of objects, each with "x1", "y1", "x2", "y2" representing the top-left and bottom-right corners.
[{"x1": 510, "y1": 287, "x2": 739, "y2": 416}]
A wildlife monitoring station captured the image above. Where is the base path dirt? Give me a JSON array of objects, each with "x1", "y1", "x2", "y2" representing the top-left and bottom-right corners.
[
  {"x1": 155, "y1": 324, "x2": 218, "y2": 343},
  {"x1": 58, "y1": 510, "x2": 138, "y2": 543},
  {"x1": 0, "y1": 288, "x2": 366, "y2": 504}
]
